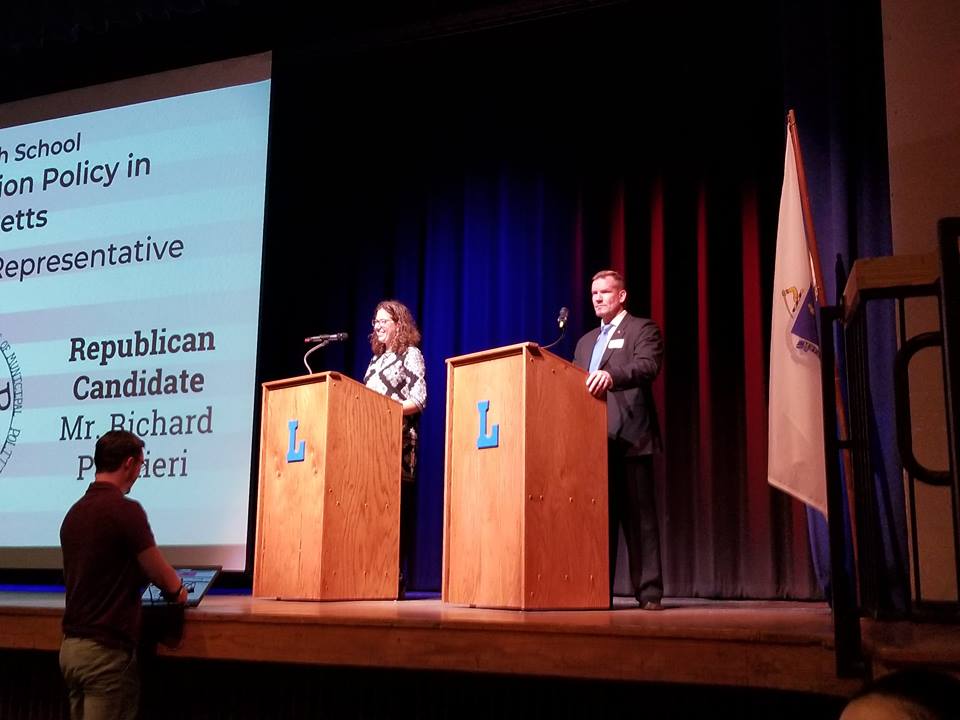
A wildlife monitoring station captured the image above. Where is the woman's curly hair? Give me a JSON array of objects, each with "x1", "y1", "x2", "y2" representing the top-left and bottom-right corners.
[{"x1": 369, "y1": 300, "x2": 421, "y2": 356}]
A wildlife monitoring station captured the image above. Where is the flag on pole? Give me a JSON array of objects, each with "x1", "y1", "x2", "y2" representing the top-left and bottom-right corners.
[{"x1": 767, "y1": 120, "x2": 827, "y2": 515}]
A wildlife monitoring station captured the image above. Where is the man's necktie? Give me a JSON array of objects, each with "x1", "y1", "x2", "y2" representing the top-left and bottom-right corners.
[{"x1": 588, "y1": 323, "x2": 613, "y2": 372}]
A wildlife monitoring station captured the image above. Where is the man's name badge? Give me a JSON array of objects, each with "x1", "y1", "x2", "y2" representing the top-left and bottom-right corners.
[{"x1": 607, "y1": 338, "x2": 624, "y2": 349}]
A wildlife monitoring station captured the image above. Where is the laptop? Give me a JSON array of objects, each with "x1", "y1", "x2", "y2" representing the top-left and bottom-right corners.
[{"x1": 141, "y1": 566, "x2": 221, "y2": 607}]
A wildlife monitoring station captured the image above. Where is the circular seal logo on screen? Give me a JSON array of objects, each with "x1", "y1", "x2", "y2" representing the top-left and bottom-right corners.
[{"x1": 0, "y1": 334, "x2": 24, "y2": 476}]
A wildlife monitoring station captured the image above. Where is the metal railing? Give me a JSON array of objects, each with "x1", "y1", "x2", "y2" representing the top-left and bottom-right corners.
[{"x1": 819, "y1": 218, "x2": 960, "y2": 676}]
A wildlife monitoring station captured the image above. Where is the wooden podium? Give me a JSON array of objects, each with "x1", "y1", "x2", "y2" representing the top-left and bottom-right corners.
[
  {"x1": 442, "y1": 343, "x2": 608, "y2": 609},
  {"x1": 254, "y1": 372, "x2": 403, "y2": 600}
]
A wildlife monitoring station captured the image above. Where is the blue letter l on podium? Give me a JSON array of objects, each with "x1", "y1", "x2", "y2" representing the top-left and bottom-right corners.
[
  {"x1": 287, "y1": 419, "x2": 305, "y2": 462},
  {"x1": 476, "y1": 400, "x2": 500, "y2": 449}
]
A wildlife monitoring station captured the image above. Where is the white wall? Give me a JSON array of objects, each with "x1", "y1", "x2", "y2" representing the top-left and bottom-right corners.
[{"x1": 881, "y1": 0, "x2": 960, "y2": 603}]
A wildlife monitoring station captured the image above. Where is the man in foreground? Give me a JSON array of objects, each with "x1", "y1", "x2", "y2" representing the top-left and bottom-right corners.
[{"x1": 60, "y1": 430, "x2": 187, "y2": 719}]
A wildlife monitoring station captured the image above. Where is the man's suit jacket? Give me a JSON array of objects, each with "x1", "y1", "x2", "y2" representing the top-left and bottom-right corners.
[{"x1": 573, "y1": 312, "x2": 663, "y2": 456}]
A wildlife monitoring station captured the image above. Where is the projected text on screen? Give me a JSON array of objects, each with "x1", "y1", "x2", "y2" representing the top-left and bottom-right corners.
[{"x1": 0, "y1": 68, "x2": 271, "y2": 571}]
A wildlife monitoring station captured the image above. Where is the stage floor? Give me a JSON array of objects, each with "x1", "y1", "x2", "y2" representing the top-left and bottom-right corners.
[{"x1": 3, "y1": 592, "x2": 958, "y2": 698}]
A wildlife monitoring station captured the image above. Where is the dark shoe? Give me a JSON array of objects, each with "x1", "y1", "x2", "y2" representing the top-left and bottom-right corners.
[{"x1": 640, "y1": 600, "x2": 663, "y2": 611}]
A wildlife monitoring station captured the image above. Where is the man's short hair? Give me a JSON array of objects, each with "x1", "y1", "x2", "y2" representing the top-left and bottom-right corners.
[
  {"x1": 592, "y1": 269, "x2": 625, "y2": 290},
  {"x1": 94, "y1": 431, "x2": 145, "y2": 473}
]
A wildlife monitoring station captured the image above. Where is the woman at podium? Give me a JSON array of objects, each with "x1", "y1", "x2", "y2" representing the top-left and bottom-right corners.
[{"x1": 363, "y1": 300, "x2": 427, "y2": 597}]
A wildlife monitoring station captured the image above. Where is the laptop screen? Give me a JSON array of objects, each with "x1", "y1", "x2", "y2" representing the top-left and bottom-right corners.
[{"x1": 142, "y1": 566, "x2": 221, "y2": 607}]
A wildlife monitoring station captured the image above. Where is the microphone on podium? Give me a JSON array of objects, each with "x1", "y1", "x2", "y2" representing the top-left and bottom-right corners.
[
  {"x1": 541, "y1": 307, "x2": 569, "y2": 351},
  {"x1": 303, "y1": 332, "x2": 349, "y2": 374},
  {"x1": 304, "y1": 332, "x2": 349, "y2": 343}
]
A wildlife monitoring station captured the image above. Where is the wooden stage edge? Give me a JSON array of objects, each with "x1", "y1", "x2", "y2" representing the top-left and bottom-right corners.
[{"x1": 3, "y1": 594, "x2": 959, "y2": 698}]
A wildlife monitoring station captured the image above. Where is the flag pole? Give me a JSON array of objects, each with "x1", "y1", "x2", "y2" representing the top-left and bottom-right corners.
[
  {"x1": 787, "y1": 109, "x2": 860, "y2": 579},
  {"x1": 787, "y1": 110, "x2": 825, "y2": 299}
]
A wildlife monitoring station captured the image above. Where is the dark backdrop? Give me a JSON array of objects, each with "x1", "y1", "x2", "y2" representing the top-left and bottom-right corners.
[{"x1": 2, "y1": 0, "x2": 902, "y2": 603}]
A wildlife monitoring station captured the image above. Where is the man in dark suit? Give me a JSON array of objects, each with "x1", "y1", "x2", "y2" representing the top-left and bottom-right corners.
[{"x1": 573, "y1": 270, "x2": 664, "y2": 609}]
